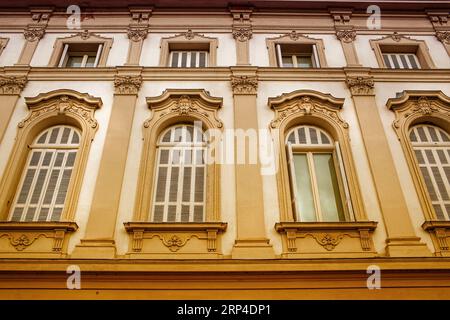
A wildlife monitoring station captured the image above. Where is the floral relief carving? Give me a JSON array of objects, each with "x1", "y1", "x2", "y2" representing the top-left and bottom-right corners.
[
  {"x1": 311, "y1": 233, "x2": 345, "y2": 251},
  {"x1": 184, "y1": 29, "x2": 197, "y2": 40},
  {"x1": 79, "y1": 29, "x2": 91, "y2": 40},
  {"x1": 114, "y1": 75, "x2": 143, "y2": 95},
  {"x1": 0, "y1": 233, "x2": 45, "y2": 251},
  {"x1": 171, "y1": 95, "x2": 198, "y2": 115},
  {"x1": 270, "y1": 96, "x2": 349, "y2": 129},
  {"x1": 159, "y1": 234, "x2": 192, "y2": 252},
  {"x1": 127, "y1": 26, "x2": 148, "y2": 42},
  {"x1": 346, "y1": 76, "x2": 375, "y2": 95},
  {"x1": 230, "y1": 75, "x2": 258, "y2": 95},
  {"x1": 19, "y1": 96, "x2": 99, "y2": 129},
  {"x1": 336, "y1": 29, "x2": 357, "y2": 43},
  {"x1": 23, "y1": 26, "x2": 45, "y2": 42},
  {"x1": 232, "y1": 26, "x2": 253, "y2": 42},
  {"x1": 436, "y1": 31, "x2": 450, "y2": 44},
  {"x1": 0, "y1": 76, "x2": 27, "y2": 95}
]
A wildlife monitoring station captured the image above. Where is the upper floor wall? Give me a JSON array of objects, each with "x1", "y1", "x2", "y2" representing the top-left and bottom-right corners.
[{"x1": 0, "y1": 6, "x2": 448, "y2": 69}]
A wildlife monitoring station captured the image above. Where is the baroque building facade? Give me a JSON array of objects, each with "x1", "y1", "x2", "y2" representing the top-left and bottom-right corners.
[{"x1": 0, "y1": 0, "x2": 449, "y2": 298}]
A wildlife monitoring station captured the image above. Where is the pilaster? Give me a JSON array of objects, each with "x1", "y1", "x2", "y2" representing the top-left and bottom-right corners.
[
  {"x1": 126, "y1": 7, "x2": 152, "y2": 65},
  {"x1": 230, "y1": 8, "x2": 253, "y2": 66},
  {"x1": 330, "y1": 9, "x2": 361, "y2": 67},
  {"x1": 72, "y1": 67, "x2": 143, "y2": 259},
  {"x1": 230, "y1": 67, "x2": 275, "y2": 259},
  {"x1": 345, "y1": 68, "x2": 431, "y2": 257},
  {"x1": 16, "y1": 8, "x2": 52, "y2": 66},
  {"x1": 427, "y1": 11, "x2": 450, "y2": 56},
  {"x1": 0, "y1": 68, "x2": 29, "y2": 144}
]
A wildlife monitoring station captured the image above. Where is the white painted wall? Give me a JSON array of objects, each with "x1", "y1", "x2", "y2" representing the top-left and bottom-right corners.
[{"x1": 0, "y1": 33, "x2": 25, "y2": 66}]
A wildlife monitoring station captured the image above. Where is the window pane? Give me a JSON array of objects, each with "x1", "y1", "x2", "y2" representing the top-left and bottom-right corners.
[
  {"x1": 382, "y1": 54, "x2": 392, "y2": 68},
  {"x1": 390, "y1": 54, "x2": 400, "y2": 69},
  {"x1": 85, "y1": 55, "x2": 96, "y2": 67},
  {"x1": 181, "y1": 52, "x2": 188, "y2": 67},
  {"x1": 66, "y1": 56, "x2": 83, "y2": 67},
  {"x1": 313, "y1": 153, "x2": 345, "y2": 221},
  {"x1": 199, "y1": 52, "x2": 206, "y2": 67},
  {"x1": 171, "y1": 52, "x2": 179, "y2": 67},
  {"x1": 282, "y1": 56, "x2": 294, "y2": 67},
  {"x1": 293, "y1": 154, "x2": 315, "y2": 222},
  {"x1": 408, "y1": 54, "x2": 419, "y2": 69},
  {"x1": 296, "y1": 55, "x2": 313, "y2": 68},
  {"x1": 190, "y1": 51, "x2": 197, "y2": 67}
]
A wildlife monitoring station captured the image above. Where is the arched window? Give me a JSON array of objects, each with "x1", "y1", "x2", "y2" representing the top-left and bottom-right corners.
[
  {"x1": 410, "y1": 124, "x2": 450, "y2": 220},
  {"x1": 152, "y1": 124, "x2": 206, "y2": 222},
  {"x1": 286, "y1": 125, "x2": 353, "y2": 222},
  {"x1": 8, "y1": 125, "x2": 80, "y2": 222}
]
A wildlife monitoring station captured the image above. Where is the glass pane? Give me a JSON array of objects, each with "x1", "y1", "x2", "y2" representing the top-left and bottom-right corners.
[
  {"x1": 390, "y1": 54, "x2": 400, "y2": 69},
  {"x1": 408, "y1": 54, "x2": 419, "y2": 69},
  {"x1": 190, "y1": 51, "x2": 197, "y2": 67},
  {"x1": 282, "y1": 56, "x2": 294, "y2": 67},
  {"x1": 313, "y1": 153, "x2": 345, "y2": 221},
  {"x1": 382, "y1": 54, "x2": 392, "y2": 68},
  {"x1": 171, "y1": 52, "x2": 179, "y2": 67},
  {"x1": 293, "y1": 154, "x2": 316, "y2": 222},
  {"x1": 65, "y1": 56, "x2": 83, "y2": 67},
  {"x1": 199, "y1": 52, "x2": 206, "y2": 67},
  {"x1": 85, "y1": 55, "x2": 96, "y2": 67},
  {"x1": 296, "y1": 55, "x2": 313, "y2": 68},
  {"x1": 181, "y1": 52, "x2": 188, "y2": 67}
]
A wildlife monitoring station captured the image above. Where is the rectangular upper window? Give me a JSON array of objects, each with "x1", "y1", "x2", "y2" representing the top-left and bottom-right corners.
[
  {"x1": 382, "y1": 53, "x2": 421, "y2": 69},
  {"x1": 169, "y1": 50, "x2": 208, "y2": 68},
  {"x1": 58, "y1": 43, "x2": 103, "y2": 68},
  {"x1": 276, "y1": 43, "x2": 320, "y2": 68}
]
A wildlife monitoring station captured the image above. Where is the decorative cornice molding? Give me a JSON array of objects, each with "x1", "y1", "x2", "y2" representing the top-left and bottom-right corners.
[
  {"x1": 346, "y1": 76, "x2": 375, "y2": 96},
  {"x1": 336, "y1": 29, "x2": 357, "y2": 43},
  {"x1": 230, "y1": 75, "x2": 258, "y2": 94},
  {"x1": 232, "y1": 26, "x2": 253, "y2": 42},
  {"x1": 20, "y1": 89, "x2": 102, "y2": 129},
  {"x1": 0, "y1": 75, "x2": 27, "y2": 95},
  {"x1": 436, "y1": 31, "x2": 450, "y2": 45},
  {"x1": 127, "y1": 26, "x2": 148, "y2": 42},
  {"x1": 114, "y1": 75, "x2": 143, "y2": 95},
  {"x1": 268, "y1": 90, "x2": 348, "y2": 130},
  {"x1": 23, "y1": 26, "x2": 45, "y2": 42}
]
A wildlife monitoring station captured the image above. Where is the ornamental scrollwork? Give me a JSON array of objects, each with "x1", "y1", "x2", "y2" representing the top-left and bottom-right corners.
[
  {"x1": 0, "y1": 76, "x2": 27, "y2": 95},
  {"x1": 270, "y1": 96, "x2": 349, "y2": 130},
  {"x1": 23, "y1": 26, "x2": 45, "y2": 42},
  {"x1": 230, "y1": 75, "x2": 258, "y2": 95},
  {"x1": 127, "y1": 26, "x2": 148, "y2": 42},
  {"x1": 346, "y1": 76, "x2": 375, "y2": 95},
  {"x1": 232, "y1": 26, "x2": 253, "y2": 42},
  {"x1": 114, "y1": 75, "x2": 143, "y2": 95},
  {"x1": 336, "y1": 29, "x2": 357, "y2": 43}
]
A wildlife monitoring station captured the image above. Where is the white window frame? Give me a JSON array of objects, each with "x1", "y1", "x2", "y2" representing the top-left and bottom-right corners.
[
  {"x1": 382, "y1": 52, "x2": 421, "y2": 69},
  {"x1": 276, "y1": 44, "x2": 320, "y2": 68},
  {"x1": 286, "y1": 125, "x2": 354, "y2": 222},
  {"x1": 8, "y1": 125, "x2": 80, "y2": 222},
  {"x1": 169, "y1": 50, "x2": 209, "y2": 68},
  {"x1": 410, "y1": 124, "x2": 450, "y2": 220},
  {"x1": 151, "y1": 124, "x2": 207, "y2": 222},
  {"x1": 58, "y1": 43, "x2": 103, "y2": 68}
]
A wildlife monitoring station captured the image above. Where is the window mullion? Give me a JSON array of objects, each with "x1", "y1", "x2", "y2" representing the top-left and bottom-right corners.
[
  {"x1": 81, "y1": 54, "x2": 88, "y2": 68},
  {"x1": 176, "y1": 149, "x2": 185, "y2": 222},
  {"x1": 292, "y1": 55, "x2": 298, "y2": 68},
  {"x1": 58, "y1": 44, "x2": 69, "y2": 67}
]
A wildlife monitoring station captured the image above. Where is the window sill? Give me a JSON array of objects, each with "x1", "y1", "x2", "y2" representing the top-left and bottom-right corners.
[
  {"x1": 422, "y1": 221, "x2": 450, "y2": 256},
  {"x1": 0, "y1": 221, "x2": 78, "y2": 256},
  {"x1": 124, "y1": 222, "x2": 227, "y2": 258},
  {"x1": 275, "y1": 221, "x2": 378, "y2": 258}
]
